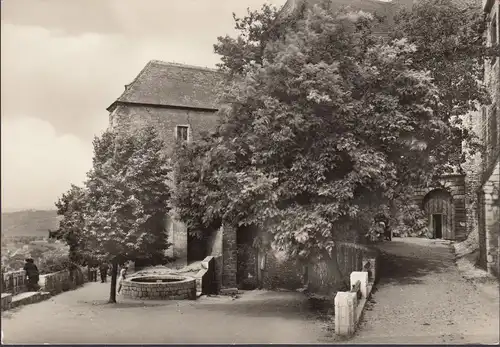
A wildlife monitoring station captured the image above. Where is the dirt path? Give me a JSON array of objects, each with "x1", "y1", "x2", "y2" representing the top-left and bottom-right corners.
[
  {"x1": 1, "y1": 285, "x2": 331, "y2": 344},
  {"x1": 348, "y1": 237, "x2": 500, "y2": 344}
]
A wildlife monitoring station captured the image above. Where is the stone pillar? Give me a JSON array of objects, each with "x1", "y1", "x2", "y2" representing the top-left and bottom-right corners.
[
  {"x1": 172, "y1": 218, "x2": 188, "y2": 268},
  {"x1": 222, "y1": 223, "x2": 237, "y2": 288},
  {"x1": 362, "y1": 257, "x2": 377, "y2": 282},
  {"x1": 350, "y1": 271, "x2": 369, "y2": 298},
  {"x1": 335, "y1": 291, "x2": 357, "y2": 336}
]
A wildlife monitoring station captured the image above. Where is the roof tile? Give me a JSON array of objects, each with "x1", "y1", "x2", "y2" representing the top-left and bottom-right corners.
[{"x1": 115, "y1": 60, "x2": 224, "y2": 110}]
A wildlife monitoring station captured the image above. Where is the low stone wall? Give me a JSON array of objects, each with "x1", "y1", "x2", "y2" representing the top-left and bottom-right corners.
[
  {"x1": 2, "y1": 266, "x2": 89, "y2": 297},
  {"x1": 335, "y1": 271, "x2": 374, "y2": 337},
  {"x1": 193, "y1": 256, "x2": 217, "y2": 295},
  {"x1": 40, "y1": 267, "x2": 88, "y2": 295},
  {"x1": 1, "y1": 270, "x2": 27, "y2": 295},
  {"x1": 308, "y1": 242, "x2": 379, "y2": 295},
  {"x1": 262, "y1": 252, "x2": 304, "y2": 290},
  {"x1": 1, "y1": 293, "x2": 12, "y2": 311},
  {"x1": 121, "y1": 275, "x2": 196, "y2": 300}
]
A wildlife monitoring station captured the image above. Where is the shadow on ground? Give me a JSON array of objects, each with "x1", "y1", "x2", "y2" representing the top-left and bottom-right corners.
[{"x1": 376, "y1": 238, "x2": 454, "y2": 285}]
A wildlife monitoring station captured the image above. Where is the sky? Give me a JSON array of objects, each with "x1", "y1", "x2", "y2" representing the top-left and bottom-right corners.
[{"x1": 0, "y1": 0, "x2": 287, "y2": 212}]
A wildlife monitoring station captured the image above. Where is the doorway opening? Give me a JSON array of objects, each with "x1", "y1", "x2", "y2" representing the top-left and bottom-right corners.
[{"x1": 432, "y1": 214, "x2": 443, "y2": 239}]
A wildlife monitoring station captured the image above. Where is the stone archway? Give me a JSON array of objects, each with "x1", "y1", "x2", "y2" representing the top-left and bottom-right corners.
[{"x1": 422, "y1": 189, "x2": 454, "y2": 240}]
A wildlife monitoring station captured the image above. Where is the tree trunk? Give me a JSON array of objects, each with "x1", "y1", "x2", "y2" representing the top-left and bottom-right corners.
[{"x1": 109, "y1": 261, "x2": 118, "y2": 303}]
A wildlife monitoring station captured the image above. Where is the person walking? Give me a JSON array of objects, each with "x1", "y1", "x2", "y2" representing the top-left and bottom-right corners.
[
  {"x1": 23, "y1": 258, "x2": 40, "y2": 291},
  {"x1": 99, "y1": 262, "x2": 109, "y2": 283},
  {"x1": 117, "y1": 266, "x2": 128, "y2": 295},
  {"x1": 88, "y1": 261, "x2": 98, "y2": 282}
]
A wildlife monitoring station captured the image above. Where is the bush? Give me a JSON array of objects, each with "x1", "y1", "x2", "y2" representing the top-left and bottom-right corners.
[
  {"x1": 37, "y1": 248, "x2": 71, "y2": 274},
  {"x1": 1, "y1": 240, "x2": 70, "y2": 274}
]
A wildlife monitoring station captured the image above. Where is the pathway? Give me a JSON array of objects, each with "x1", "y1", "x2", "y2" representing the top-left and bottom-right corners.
[
  {"x1": 348, "y1": 237, "x2": 500, "y2": 344},
  {"x1": 1, "y1": 285, "x2": 331, "y2": 344},
  {"x1": 1, "y1": 237, "x2": 498, "y2": 344}
]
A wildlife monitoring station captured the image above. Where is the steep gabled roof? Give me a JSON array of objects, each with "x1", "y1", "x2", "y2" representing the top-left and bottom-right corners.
[{"x1": 108, "y1": 60, "x2": 224, "y2": 112}]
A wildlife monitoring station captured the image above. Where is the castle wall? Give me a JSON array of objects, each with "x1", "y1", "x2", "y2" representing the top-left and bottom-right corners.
[
  {"x1": 413, "y1": 175, "x2": 467, "y2": 241},
  {"x1": 111, "y1": 103, "x2": 220, "y2": 268}
]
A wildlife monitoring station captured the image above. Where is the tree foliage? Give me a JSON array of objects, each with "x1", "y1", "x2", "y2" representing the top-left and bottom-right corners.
[
  {"x1": 51, "y1": 185, "x2": 87, "y2": 268},
  {"x1": 176, "y1": 0, "x2": 496, "y2": 256},
  {"x1": 55, "y1": 126, "x2": 172, "y2": 302},
  {"x1": 394, "y1": 0, "x2": 498, "y2": 161}
]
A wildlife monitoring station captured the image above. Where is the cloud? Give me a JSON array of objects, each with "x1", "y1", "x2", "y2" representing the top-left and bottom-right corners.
[
  {"x1": 1, "y1": 117, "x2": 93, "y2": 210},
  {"x1": 0, "y1": 0, "x2": 286, "y2": 210}
]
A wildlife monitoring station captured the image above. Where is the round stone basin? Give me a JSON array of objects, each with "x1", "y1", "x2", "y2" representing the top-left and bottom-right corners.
[
  {"x1": 131, "y1": 277, "x2": 183, "y2": 283},
  {"x1": 121, "y1": 275, "x2": 196, "y2": 300}
]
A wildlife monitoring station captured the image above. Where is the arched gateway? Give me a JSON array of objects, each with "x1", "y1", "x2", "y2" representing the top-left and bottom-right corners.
[{"x1": 422, "y1": 189, "x2": 454, "y2": 240}]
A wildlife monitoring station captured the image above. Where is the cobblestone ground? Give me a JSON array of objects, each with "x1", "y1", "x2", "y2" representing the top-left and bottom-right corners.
[
  {"x1": 1, "y1": 286, "x2": 332, "y2": 344},
  {"x1": 348, "y1": 237, "x2": 500, "y2": 344}
]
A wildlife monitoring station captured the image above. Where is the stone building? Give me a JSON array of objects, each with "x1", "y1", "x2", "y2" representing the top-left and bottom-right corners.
[
  {"x1": 108, "y1": 0, "x2": 499, "y2": 288},
  {"x1": 107, "y1": 60, "x2": 225, "y2": 269},
  {"x1": 476, "y1": 0, "x2": 499, "y2": 277}
]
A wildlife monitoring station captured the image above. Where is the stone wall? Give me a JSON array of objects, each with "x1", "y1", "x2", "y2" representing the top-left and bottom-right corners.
[
  {"x1": 112, "y1": 104, "x2": 219, "y2": 269},
  {"x1": 412, "y1": 174, "x2": 467, "y2": 241},
  {"x1": 121, "y1": 275, "x2": 196, "y2": 300},
  {"x1": 262, "y1": 251, "x2": 304, "y2": 290},
  {"x1": 111, "y1": 104, "x2": 219, "y2": 157},
  {"x1": 477, "y1": 0, "x2": 500, "y2": 278},
  {"x1": 480, "y1": 162, "x2": 500, "y2": 277},
  {"x1": 193, "y1": 256, "x2": 218, "y2": 295},
  {"x1": 222, "y1": 224, "x2": 237, "y2": 288},
  {"x1": 1, "y1": 267, "x2": 89, "y2": 297},
  {"x1": 1, "y1": 270, "x2": 26, "y2": 295},
  {"x1": 308, "y1": 242, "x2": 379, "y2": 295},
  {"x1": 40, "y1": 267, "x2": 88, "y2": 295}
]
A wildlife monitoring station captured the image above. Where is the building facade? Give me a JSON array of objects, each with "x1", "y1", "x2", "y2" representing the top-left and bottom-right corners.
[
  {"x1": 107, "y1": 60, "x2": 225, "y2": 268},
  {"x1": 476, "y1": 0, "x2": 499, "y2": 277}
]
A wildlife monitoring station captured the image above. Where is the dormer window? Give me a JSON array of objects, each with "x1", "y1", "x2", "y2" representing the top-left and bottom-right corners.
[{"x1": 176, "y1": 125, "x2": 189, "y2": 142}]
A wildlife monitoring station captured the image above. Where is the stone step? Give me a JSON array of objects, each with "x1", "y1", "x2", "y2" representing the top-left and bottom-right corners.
[
  {"x1": 9, "y1": 291, "x2": 51, "y2": 309},
  {"x1": 1, "y1": 293, "x2": 13, "y2": 311}
]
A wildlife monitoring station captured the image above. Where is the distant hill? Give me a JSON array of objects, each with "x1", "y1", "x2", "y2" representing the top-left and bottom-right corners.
[{"x1": 1, "y1": 209, "x2": 61, "y2": 237}]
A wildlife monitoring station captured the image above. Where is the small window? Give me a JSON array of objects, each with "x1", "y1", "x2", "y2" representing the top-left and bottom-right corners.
[{"x1": 176, "y1": 125, "x2": 189, "y2": 142}]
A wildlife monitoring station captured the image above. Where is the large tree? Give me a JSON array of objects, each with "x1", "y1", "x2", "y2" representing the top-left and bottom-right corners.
[
  {"x1": 174, "y1": 0, "x2": 498, "y2": 288},
  {"x1": 51, "y1": 185, "x2": 87, "y2": 270},
  {"x1": 56, "y1": 126, "x2": 172, "y2": 303}
]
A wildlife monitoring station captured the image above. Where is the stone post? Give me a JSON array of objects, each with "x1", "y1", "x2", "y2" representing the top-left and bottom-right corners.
[
  {"x1": 362, "y1": 257, "x2": 376, "y2": 282},
  {"x1": 335, "y1": 291, "x2": 357, "y2": 336},
  {"x1": 222, "y1": 223, "x2": 237, "y2": 288},
  {"x1": 350, "y1": 271, "x2": 369, "y2": 298}
]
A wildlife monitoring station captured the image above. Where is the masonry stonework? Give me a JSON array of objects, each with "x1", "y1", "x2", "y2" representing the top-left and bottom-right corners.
[
  {"x1": 109, "y1": 61, "x2": 223, "y2": 269},
  {"x1": 413, "y1": 175, "x2": 467, "y2": 241},
  {"x1": 477, "y1": 0, "x2": 500, "y2": 278},
  {"x1": 222, "y1": 224, "x2": 238, "y2": 288}
]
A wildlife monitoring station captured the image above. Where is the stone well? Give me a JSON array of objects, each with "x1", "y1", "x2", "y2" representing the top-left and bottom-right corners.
[{"x1": 121, "y1": 275, "x2": 196, "y2": 300}]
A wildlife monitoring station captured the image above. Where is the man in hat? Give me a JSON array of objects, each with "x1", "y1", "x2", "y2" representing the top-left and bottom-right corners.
[{"x1": 23, "y1": 258, "x2": 40, "y2": 291}]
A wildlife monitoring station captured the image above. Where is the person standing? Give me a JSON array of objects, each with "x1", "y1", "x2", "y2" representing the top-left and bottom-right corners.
[
  {"x1": 99, "y1": 262, "x2": 109, "y2": 283},
  {"x1": 117, "y1": 266, "x2": 128, "y2": 295},
  {"x1": 23, "y1": 258, "x2": 40, "y2": 291},
  {"x1": 88, "y1": 261, "x2": 98, "y2": 282}
]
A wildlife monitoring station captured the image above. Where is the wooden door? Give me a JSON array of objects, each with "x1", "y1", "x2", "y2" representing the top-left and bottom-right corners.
[{"x1": 423, "y1": 189, "x2": 454, "y2": 240}]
